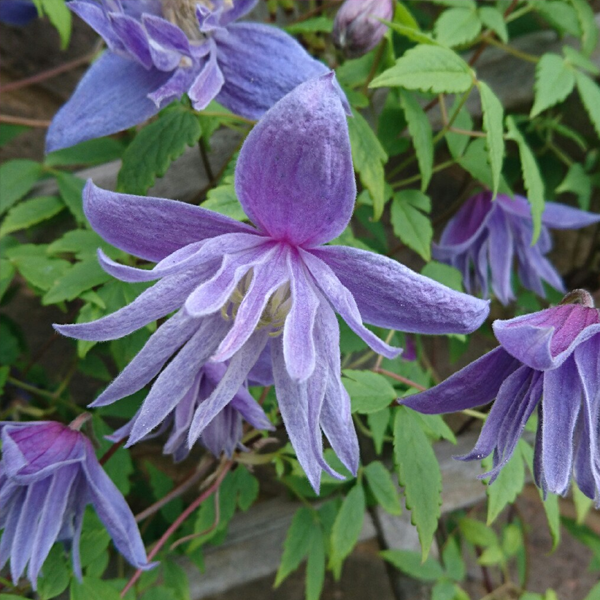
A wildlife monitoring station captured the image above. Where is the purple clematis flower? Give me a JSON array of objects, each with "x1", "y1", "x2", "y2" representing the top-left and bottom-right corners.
[
  {"x1": 0, "y1": 0, "x2": 38, "y2": 26},
  {"x1": 54, "y1": 73, "x2": 489, "y2": 491},
  {"x1": 46, "y1": 0, "x2": 328, "y2": 151},
  {"x1": 107, "y1": 361, "x2": 274, "y2": 462},
  {"x1": 433, "y1": 192, "x2": 600, "y2": 305},
  {"x1": 332, "y1": 0, "x2": 393, "y2": 58},
  {"x1": 0, "y1": 418, "x2": 153, "y2": 589},
  {"x1": 401, "y1": 289, "x2": 600, "y2": 501}
]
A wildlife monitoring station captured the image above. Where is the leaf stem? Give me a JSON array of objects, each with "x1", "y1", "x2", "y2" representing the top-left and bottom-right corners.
[
  {"x1": 372, "y1": 367, "x2": 426, "y2": 391},
  {"x1": 0, "y1": 114, "x2": 52, "y2": 128},
  {"x1": 485, "y1": 37, "x2": 540, "y2": 63}
]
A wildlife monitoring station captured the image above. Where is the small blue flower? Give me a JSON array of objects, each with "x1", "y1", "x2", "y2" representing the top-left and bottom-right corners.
[
  {"x1": 0, "y1": 419, "x2": 153, "y2": 589},
  {"x1": 433, "y1": 192, "x2": 600, "y2": 305}
]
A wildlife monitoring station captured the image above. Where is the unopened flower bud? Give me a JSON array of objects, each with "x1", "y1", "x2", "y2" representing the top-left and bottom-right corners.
[{"x1": 332, "y1": 0, "x2": 394, "y2": 58}]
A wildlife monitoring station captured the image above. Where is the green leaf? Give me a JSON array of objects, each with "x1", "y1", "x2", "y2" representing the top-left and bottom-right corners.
[
  {"x1": 348, "y1": 111, "x2": 388, "y2": 220},
  {"x1": 390, "y1": 190, "x2": 432, "y2": 260},
  {"x1": 502, "y1": 523, "x2": 522, "y2": 557},
  {"x1": 531, "y1": 54, "x2": 576, "y2": 117},
  {"x1": 70, "y1": 577, "x2": 121, "y2": 600},
  {"x1": 342, "y1": 370, "x2": 397, "y2": 414},
  {"x1": 399, "y1": 91, "x2": 433, "y2": 191},
  {"x1": 393, "y1": 1, "x2": 420, "y2": 29},
  {"x1": 0, "y1": 124, "x2": 28, "y2": 146},
  {"x1": 531, "y1": 0, "x2": 581, "y2": 37},
  {"x1": 575, "y1": 71, "x2": 600, "y2": 138},
  {"x1": 385, "y1": 20, "x2": 439, "y2": 46},
  {"x1": 203, "y1": 178, "x2": 246, "y2": 221},
  {"x1": 6, "y1": 244, "x2": 71, "y2": 291},
  {"x1": 329, "y1": 484, "x2": 365, "y2": 574},
  {"x1": 459, "y1": 517, "x2": 498, "y2": 547},
  {"x1": 285, "y1": 16, "x2": 333, "y2": 34},
  {"x1": 41, "y1": 0, "x2": 72, "y2": 48},
  {"x1": 394, "y1": 407, "x2": 442, "y2": 559},
  {"x1": 562, "y1": 46, "x2": 599, "y2": 75},
  {"x1": 380, "y1": 549, "x2": 444, "y2": 581},
  {"x1": 479, "y1": 81, "x2": 504, "y2": 196},
  {"x1": 413, "y1": 413, "x2": 456, "y2": 444},
  {"x1": 45, "y1": 137, "x2": 125, "y2": 167},
  {"x1": 541, "y1": 491, "x2": 561, "y2": 550},
  {"x1": 478, "y1": 6, "x2": 508, "y2": 43},
  {"x1": 477, "y1": 544, "x2": 504, "y2": 566},
  {"x1": 370, "y1": 45, "x2": 473, "y2": 93},
  {"x1": 367, "y1": 408, "x2": 390, "y2": 455},
  {"x1": 434, "y1": 7, "x2": 482, "y2": 47},
  {"x1": 0, "y1": 159, "x2": 42, "y2": 215},
  {"x1": 56, "y1": 171, "x2": 86, "y2": 225},
  {"x1": 306, "y1": 527, "x2": 326, "y2": 600},
  {"x1": 0, "y1": 365, "x2": 9, "y2": 395},
  {"x1": 364, "y1": 461, "x2": 402, "y2": 516},
  {"x1": 584, "y1": 582, "x2": 600, "y2": 600},
  {"x1": 275, "y1": 507, "x2": 315, "y2": 586},
  {"x1": 445, "y1": 100, "x2": 473, "y2": 159},
  {"x1": 47, "y1": 229, "x2": 122, "y2": 260},
  {"x1": 146, "y1": 462, "x2": 181, "y2": 523},
  {"x1": 234, "y1": 467, "x2": 259, "y2": 511},
  {"x1": 43, "y1": 259, "x2": 111, "y2": 305},
  {"x1": 163, "y1": 560, "x2": 191, "y2": 600},
  {"x1": 442, "y1": 537, "x2": 465, "y2": 582},
  {"x1": 505, "y1": 116, "x2": 545, "y2": 243},
  {"x1": 458, "y1": 138, "x2": 511, "y2": 195},
  {"x1": 0, "y1": 196, "x2": 64, "y2": 236},
  {"x1": 572, "y1": 484, "x2": 593, "y2": 524},
  {"x1": 485, "y1": 446, "x2": 525, "y2": 524},
  {"x1": 421, "y1": 261, "x2": 463, "y2": 293},
  {"x1": 37, "y1": 545, "x2": 70, "y2": 600},
  {"x1": 556, "y1": 162, "x2": 592, "y2": 210},
  {"x1": 118, "y1": 106, "x2": 203, "y2": 195},
  {"x1": 570, "y1": 0, "x2": 598, "y2": 56},
  {"x1": 0, "y1": 259, "x2": 15, "y2": 301}
]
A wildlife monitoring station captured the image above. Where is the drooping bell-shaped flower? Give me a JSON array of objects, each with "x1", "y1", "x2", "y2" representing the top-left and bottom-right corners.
[
  {"x1": 332, "y1": 0, "x2": 393, "y2": 58},
  {"x1": 0, "y1": 418, "x2": 153, "y2": 589},
  {"x1": 46, "y1": 0, "x2": 328, "y2": 151},
  {"x1": 401, "y1": 289, "x2": 600, "y2": 502},
  {"x1": 434, "y1": 191, "x2": 600, "y2": 305},
  {"x1": 55, "y1": 73, "x2": 489, "y2": 491}
]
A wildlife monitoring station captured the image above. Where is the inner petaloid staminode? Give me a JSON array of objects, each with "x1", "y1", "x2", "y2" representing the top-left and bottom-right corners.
[
  {"x1": 222, "y1": 271, "x2": 292, "y2": 337},
  {"x1": 162, "y1": 0, "x2": 233, "y2": 38}
]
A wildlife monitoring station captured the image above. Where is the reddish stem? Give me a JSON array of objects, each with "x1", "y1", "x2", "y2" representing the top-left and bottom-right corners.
[
  {"x1": 99, "y1": 438, "x2": 126, "y2": 466},
  {"x1": 372, "y1": 367, "x2": 427, "y2": 392}
]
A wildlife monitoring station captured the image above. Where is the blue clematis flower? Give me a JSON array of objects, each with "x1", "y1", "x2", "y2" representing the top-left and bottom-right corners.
[
  {"x1": 401, "y1": 290, "x2": 600, "y2": 502},
  {"x1": 433, "y1": 192, "x2": 600, "y2": 305},
  {"x1": 46, "y1": 0, "x2": 328, "y2": 151},
  {"x1": 0, "y1": 419, "x2": 153, "y2": 589},
  {"x1": 54, "y1": 73, "x2": 489, "y2": 492},
  {"x1": 0, "y1": 0, "x2": 38, "y2": 26}
]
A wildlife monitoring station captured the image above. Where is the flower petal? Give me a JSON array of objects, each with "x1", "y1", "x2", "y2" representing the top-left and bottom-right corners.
[
  {"x1": 219, "y1": 0, "x2": 258, "y2": 25},
  {"x1": 487, "y1": 208, "x2": 514, "y2": 305},
  {"x1": 188, "y1": 44, "x2": 225, "y2": 111},
  {"x1": 46, "y1": 52, "x2": 171, "y2": 152},
  {"x1": 313, "y1": 245, "x2": 490, "y2": 335},
  {"x1": 234, "y1": 72, "x2": 354, "y2": 247},
  {"x1": 82, "y1": 181, "x2": 253, "y2": 262}
]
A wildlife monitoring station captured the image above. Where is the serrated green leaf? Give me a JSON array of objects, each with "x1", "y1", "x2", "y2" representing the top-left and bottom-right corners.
[
  {"x1": 306, "y1": 527, "x2": 325, "y2": 600},
  {"x1": 234, "y1": 467, "x2": 259, "y2": 511},
  {"x1": 445, "y1": 100, "x2": 473, "y2": 159},
  {"x1": 163, "y1": 560, "x2": 190, "y2": 600},
  {"x1": 118, "y1": 106, "x2": 202, "y2": 195},
  {"x1": 435, "y1": 7, "x2": 482, "y2": 47},
  {"x1": 459, "y1": 517, "x2": 498, "y2": 547},
  {"x1": 0, "y1": 196, "x2": 64, "y2": 236},
  {"x1": 380, "y1": 549, "x2": 444, "y2": 581},
  {"x1": 413, "y1": 413, "x2": 456, "y2": 444},
  {"x1": 531, "y1": 0, "x2": 581, "y2": 37},
  {"x1": 47, "y1": 229, "x2": 122, "y2": 260},
  {"x1": 458, "y1": 138, "x2": 511, "y2": 195},
  {"x1": 485, "y1": 446, "x2": 525, "y2": 524},
  {"x1": 478, "y1": 6, "x2": 508, "y2": 42},
  {"x1": 394, "y1": 407, "x2": 442, "y2": 559},
  {"x1": 421, "y1": 261, "x2": 463, "y2": 293},
  {"x1": 275, "y1": 507, "x2": 315, "y2": 586},
  {"x1": 329, "y1": 484, "x2": 365, "y2": 574},
  {"x1": 563, "y1": 46, "x2": 600, "y2": 75},
  {"x1": 45, "y1": 137, "x2": 125, "y2": 167},
  {"x1": 575, "y1": 71, "x2": 600, "y2": 138},
  {"x1": 70, "y1": 577, "x2": 121, "y2": 600},
  {"x1": 0, "y1": 159, "x2": 42, "y2": 215},
  {"x1": 41, "y1": 0, "x2": 71, "y2": 48},
  {"x1": 343, "y1": 370, "x2": 396, "y2": 414},
  {"x1": 7, "y1": 244, "x2": 71, "y2": 291},
  {"x1": 531, "y1": 54, "x2": 576, "y2": 117},
  {"x1": 285, "y1": 16, "x2": 333, "y2": 34},
  {"x1": 37, "y1": 545, "x2": 70, "y2": 600},
  {"x1": 203, "y1": 180, "x2": 246, "y2": 221},
  {"x1": 364, "y1": 461, "x2": 402, "y2": 516},
  {"x1": 394, "y1": 1, "x2": 419, "y2": 29},
  {"x1": 55, "y1": 171, "x2": 86, "y2": 225},
  {"x1": 505, "y1": 116, "x2": 545, "y2": 243},
  {"x1": 390, "y1": 189, "x2": 433, "y2": 260},
  {"x1": 367, "y1": 408, "x2": 390, "y2": 455},
  {"x1": 479, "y1": 81, "x2": 504, "y2": 196},
  {"x1": 385, "y1": 20, "x2": 438, "y2": 45},
  {"x1": 43, "y1": 259, "x2": 111, "y2": 305},
  {"x1": 442, "y1": 536, "x2": 465, "y2": 582},
  {"x1": 371, "y1": 45, "x2": 473, "y2": 93},
  {"x1": 348, "y1": 111, "x2": 388, "y2": 220},
  {"x1": 570, "y1": 0, "x2": 598, "y2": 56},
  {"x1": 556, "y1": 162, "x2": 592, "y2": 210}
]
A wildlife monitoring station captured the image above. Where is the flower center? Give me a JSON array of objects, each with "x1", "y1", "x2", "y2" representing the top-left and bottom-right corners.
[{"x1": 162, "y1": 0, "x2": 232, "y2": 39}]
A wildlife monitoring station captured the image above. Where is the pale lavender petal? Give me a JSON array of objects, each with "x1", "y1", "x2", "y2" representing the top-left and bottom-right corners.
[
  {"x1": 230, "y1": 388, "x2": 274, "y2": 431},
  {"x1": 109, "y1": 13, "x2": 153, "y2": 68},
  {"x1": 313, "y1": 245, "x2": 490, "y2": 335},
  {"x1": 234, "y1": 72, "x2": 354, "y2": 247},
  {"x1": 54, "y1": 270, "x2": 200, "y2": 342},
  {"x1": 68, "y1": 479, "x2": 86, "y2": 580},
  {"x1": 69, "y1": 1, "x2": 126, "y2": 52},
  {"x1": 188, "y1": 44, "x2": 225, "y2": 111},
  {"x1": 142, "y1": 14, "x2": 191, "y2": 55},
  {"x1": 247, "y1": 342, "x2": 273, "y2": 386},
  {"x1": 82, "y1": 181, "x2": 253, "y2": 262},
  {"x1": 487, "y1": 208, "x2": 514, "y2": 305},
  {"x1": 148, "y1": 65, "x2": 200, "y2": 106},
  {"x1": 400, "y1": 347, "x2": 520, "y2": 414},
  {"x1": 0, "y1": 488, "x2": 25, "y2": 572},
  {"x1": 90, "y1": 310, "x2": 200, "y2": 407},
  {"x1": 46, "y1": 53, "x2": 171, "y2": 152},
  {"x1": 219, "y1": 0, "x2": 258, "y2": 25},
  {"x1": 542, "y1": 358, "x2": 582, "y2": 494}
]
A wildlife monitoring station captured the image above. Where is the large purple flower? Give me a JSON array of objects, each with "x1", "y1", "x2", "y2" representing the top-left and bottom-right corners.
[
  {"x1": 55, "y1": 73, "x2": 489, "y2": 491},
  {"x1": 401, "y1": 290, "x2": 600, "y2": 501},
  {"x1": 46, "y1": 0, "x2": 328, "y2": 151},
  {"x1": 434, "y1": 192, "x2": 600, "y2": 305},
  {"x1": 0, "y1": 419, "x2": 152, "y2": 589}
]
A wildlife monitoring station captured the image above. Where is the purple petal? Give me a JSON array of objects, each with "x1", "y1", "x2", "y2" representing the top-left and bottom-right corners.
[
  {"x1": 313, "y1": 245, "x2": 490, "y2": 335},
  {"x1": 0, "y1": 488, "x2": 25, "y2": 572},
  {"x1": 109, "y1": 13, "x2": 153, "y2": 69},
  {"x1": 142, "y1": 13, "x2": 191, "y2": 55},
  {"x1": 541, "y1": 358, "x2": 582, "y2": 494},
  {"x1": 82, "y1": 181, "x2": 253, "y2": 262},
  {"x1": 218, "y1": 0, "x2": 258, "y2": 25},
  {"x1": 188, "y1": 44, "x2": 225, "y2": 111},
  {"x1": 487, "y1": 208, "x2": 515, "y2": 305},
  {"x1": 438, "y1": 192, "x2": 494, "y2": 249},
  {"x1": 229, "y1": 387, "x2": 274, "y2": 431},
  {"x1": 148, "y1": 64, "x2": 201, "y2": 106},
  {"x1": 401, "y1": 347, "x2": 520, "y2": 414},
  {"x1": 46, "y1": 53, "x2": 171, "y2": 152},
  {"x1": 234, "y1": 72, "x2": 354, "y2": 247},
  {"x1": 69, "y1": 1, "x2": 126, "y2": 52},
  {"x1": 54, "y1": 270, "x2": 199, "y2": 342},
  {"x1": 90, "y1": 310, "x2": 200, "y2": 407}
]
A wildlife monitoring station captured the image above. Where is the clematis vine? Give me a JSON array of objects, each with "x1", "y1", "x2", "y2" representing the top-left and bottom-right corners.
[
  {"x1": 401, "y1": 289, "x2": 600, "y2": 502},
  {"x1": 433, "y1": 192, "x2": 600, "y2": 305},
  {"x1": 46, "y1": 0, "x2": 328, "y2": 151},
  {"x1": 55, "y1": 73, "x2": 489, "y2": 491},
  {"x1": 0, "y1": 418, "x2": 153, "y2": 589}
]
